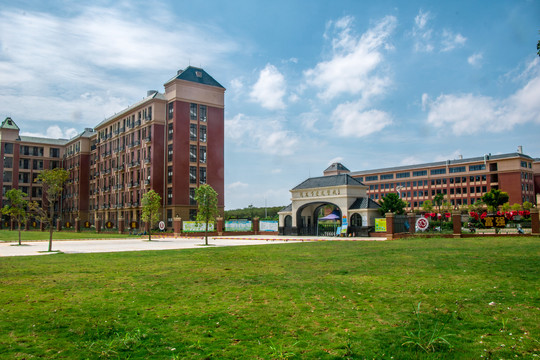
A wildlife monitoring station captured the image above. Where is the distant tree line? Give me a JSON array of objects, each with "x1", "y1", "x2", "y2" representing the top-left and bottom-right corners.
[{"x1": 225, "y1": 205, "x2": 285, "y2": 220}]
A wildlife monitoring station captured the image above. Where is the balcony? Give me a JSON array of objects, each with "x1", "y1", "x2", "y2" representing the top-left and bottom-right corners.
[
  {"x1": 128, "y1": 161, "x2": 140, "y2": 168},
  {"x1": 144, "y1": 180, "x2": 150, "y2": 186},
  {"x1": 144, "y1": 157, "x2": 151, "y2": 164},
  {"x1": 144, "y1": 136, "x2": 151, "y2": 143}
]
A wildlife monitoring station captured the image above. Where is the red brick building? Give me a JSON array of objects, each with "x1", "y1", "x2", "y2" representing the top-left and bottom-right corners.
[{"x1": 0, "y1": 66, "x2": 225, "y2": 230}]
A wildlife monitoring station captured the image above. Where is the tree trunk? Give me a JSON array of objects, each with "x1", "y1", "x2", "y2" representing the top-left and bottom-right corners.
[
  {"x1": 18, "y1": 221, "x2": 22, "y2": 246},
  {"x1": 205, "y1": 220, "x2": 208, "y2": 245},
  {"x1": 48, "y1": 203, "x2": 54, "y2": 252}
]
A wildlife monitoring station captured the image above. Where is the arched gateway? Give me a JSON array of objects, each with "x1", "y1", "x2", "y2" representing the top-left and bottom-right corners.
[{"x1": 279, "y1": 163, "x2": 381, "y2": 237}]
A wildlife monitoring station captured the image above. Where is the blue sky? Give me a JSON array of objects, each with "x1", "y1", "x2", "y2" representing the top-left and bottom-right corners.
[{"x1": 1, "y1": 0, "x2": 539, "y2": 209}]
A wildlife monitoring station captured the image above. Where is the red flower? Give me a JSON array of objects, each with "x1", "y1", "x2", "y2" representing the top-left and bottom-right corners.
[{"x1": 480, "y1": 212, "x2": 487, "y2": 219}]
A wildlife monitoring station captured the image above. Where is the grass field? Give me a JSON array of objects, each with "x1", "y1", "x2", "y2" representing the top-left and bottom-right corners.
[
  {"x1": 0, "y1": 229, "x2": 139, "y2": 242},
  {"x1": 0, "y1": 237, "x2": 539, "y2": 359}
]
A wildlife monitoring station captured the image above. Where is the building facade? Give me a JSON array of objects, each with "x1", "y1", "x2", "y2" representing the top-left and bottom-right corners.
[
  {"x1": 0, "y1": 66, "x2": 225, "y2": 230},
  {"x1": 350, "y1": 151, "x2": 538, "y2": 210}
]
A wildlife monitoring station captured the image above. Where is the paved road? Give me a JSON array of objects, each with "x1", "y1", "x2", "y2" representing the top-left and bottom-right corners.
[{"x1": 0, "y1": 235, "x2": 386, "y2": 257}]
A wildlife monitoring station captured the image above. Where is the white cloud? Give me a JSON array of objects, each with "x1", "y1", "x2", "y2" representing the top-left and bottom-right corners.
[
  {"x1": 411, "y1": 10, "x2": 466, "y2": 53},
  {"x1": 21, "y1": 125, "x2": 79, "y2": 139},
  {"x1": 250, "y1": 64, "x2": 286, "y2": 110},
  {"x1": 423, "y1": 59, "x2": 540, "y2": 134},
  {"x1": 412, "y1": 10, "x2": 434, "y2": 52},
  {"x1": 225, "y1": 113, "x2": 298, "y2": 155},
  {"x1": 0, "y1": 5, "x2": 238, "y2": 126},
  {"x1": 468, "y1": 52, "x2": 483, "y2": 67},
  {"x1": 227, "y1": 181, "x2": 249, "y2": 190},
  {"x1": 331, "y1": 100, "x2": 392, "y2": 137},
  {"x1": 441, "y1": 30, "x2": 466, "y2": 52},
  {"x1": 304, "y1": 15, "x2": 396, "y2": 100}
]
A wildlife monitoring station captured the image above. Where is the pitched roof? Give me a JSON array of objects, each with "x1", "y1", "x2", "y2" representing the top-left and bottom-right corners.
[
  {"x1": 19, "y1": 136, "x2": 68, "y2": 146},
  {"x1": 292, "y1": 174, "x2": 365, "y2": 190},
  {"x1": 324, "y1": 162, "x2": 350, "y2": 173},
  {"x1": 349, "y1": 197, "x2": 381, "y2": 210},
  {"x1": 1, "y1": 117, "x2": 20, "y2": 130},
  {"x1": 166, "y1": 66, "x2": 225, "y2": 89}
]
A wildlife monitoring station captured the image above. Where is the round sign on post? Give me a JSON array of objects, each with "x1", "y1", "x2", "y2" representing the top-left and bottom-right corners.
[
  {"x1": 416, "y1": 217, "x2": 429, "y2": 232},
  {"x1": 159, "y1": 221, "x2": 165, "y2": 231}
]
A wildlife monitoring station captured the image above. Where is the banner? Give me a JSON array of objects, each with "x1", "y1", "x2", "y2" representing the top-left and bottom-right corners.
[
  {"x1": 183, "y1": 221, "x2": 214, "y2": 232},
  {"x1": 375, "y1": 218, "x2": 387, "y2": 232},
  {"x1": 224, "y1": 219, "x2": 252, "y2": 232},
  {"x1": 260, "y1": 220, "x2": 278, "y2": 232}
]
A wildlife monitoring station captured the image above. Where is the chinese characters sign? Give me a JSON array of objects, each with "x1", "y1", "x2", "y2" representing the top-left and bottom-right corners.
[{"x1": 481, "y1": 215, "x2": 507, "y2": 228}]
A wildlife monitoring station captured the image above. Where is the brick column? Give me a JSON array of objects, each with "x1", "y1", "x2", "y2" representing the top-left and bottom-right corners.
[
  {"x1": 173, "y1": 216, "x2": 182, "y2": 236},
  {"x1": 385, "y1": 212, "x2": 395, "y2": 240},
  {"x1": 56, "y1": 218, "x2": 61, "y2": 232},
  {"x1": 407, "y1": 213, "x2": 416, "y2": 234},
  {"x1": 118, "y1": 217, "x2": 124, "y2": 234},
  {"x1": 75, "y1": 218, "x2": 81, "y2": 233},
  {"x1": 216, "y1": 217, "x2": 223, "y2": 236},
  {"x1": 253, "y1": 217, "x2": 260, "y2": 235},
  {"x1": 452, "y1": 211, "x2": 462, "y2": 238},
  {"x1": 531, "y1": 208, "x2": 539, "y2": 236}
]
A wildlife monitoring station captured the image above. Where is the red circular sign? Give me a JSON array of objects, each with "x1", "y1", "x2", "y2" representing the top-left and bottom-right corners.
[{"x1": 416, "y1": 217, "x2": 429, "y2": 231}]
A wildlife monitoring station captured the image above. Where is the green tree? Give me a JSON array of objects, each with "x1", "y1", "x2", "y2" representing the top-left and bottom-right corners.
[
  {"x1": 378, "y1": 193, "x2": 408, "y2": 215},
  {"x1": 195, "y1": 184, "x2": 219, "y2": 245},
  {"x1": 481, "y1": 189, "x2": 509, "y2": 213},
  {"x1": 433, "y1": 193, "x2": 444, "y2": 213},
  {"x1": 422, "y1": 200, "x2": 433, "y2": 213},
  {"x1": 522, "y1": 201, "x2": 533, "y2": 211},
  {"x1": 141, "y1": 189, "x2": 162, "y2": 241},
  {"x1": 29, "y1": 168, "x2": 69, "y2": 252},
  {"x1": 501, "y1": 202, "x2": 511, "y2": 213},
  {"x1": 1, "y1": 189, "x2": 29, "y2": 245},
  {"x1": 511, "y1": 203, "x2": 522, "y2": 212}
]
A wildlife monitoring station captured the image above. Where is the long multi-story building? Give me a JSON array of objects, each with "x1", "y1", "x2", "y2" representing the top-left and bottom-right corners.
[
  {"x1": 0, "y1": 66, "x2": 225, "y2": 230},
  {"x1": 347, "y1": 150, "x2": 538, "y2": 211}
]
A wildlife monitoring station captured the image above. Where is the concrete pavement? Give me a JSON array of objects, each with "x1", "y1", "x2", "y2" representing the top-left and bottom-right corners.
[{"x1": 0, "y1": 235, "x2": 386, "y2": 257}]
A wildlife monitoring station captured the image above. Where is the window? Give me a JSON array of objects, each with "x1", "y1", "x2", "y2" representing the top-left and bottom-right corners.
[
  {"x1": 413, "y1": 170, "x2": 427, "y2": 177},
  {"x1": 32, "y1": 160, "x2": 44, "y2": 170},
  {"x1": 189, "y1": 209, "x2": 197, "y2": 221},
  {"x1": 168, "y1": 102, "x2": 174, "y2": 119},
  {"x1": 167, "y1": 187, "x2": 173, "y2": 205},
  {"x1": 190, "y1": 124, "x2": 197, "y2": 141},
  {"x1": 50, "y1": 148, "x2": 60, "y2": 158},
  {"x1": 449, "y1": 166, "x2": 466, "y2": 173},
  {"x1": 190, "y1": 145, "x2": 197, "y2": 163},
  {"x1": 3, "y1": 171, "x2": 12, "y2": 182},
  {"x1": 3, "y1": 143, "x2": 13, "y2": 154},
  {"x1": 520, "y1": 161, "x2": 528, "y2": 168},
  {"x1": 381, "y1": 174, "x2": 394, "y2": 180},
  {"x1": 168, "y1": 144, "x2": 173, "y2": 162},
  {"x1": 199, "y1": 105, "x2": 207, "y2": 122},
  {"x1": 3, "y1": 157, "x2": 13, "y2": 168},
  {"x1": 167, "y1": 166, "x2": 173, "y2": 184},
  {"x1": 469, "y1": 164, "x2": 486, "y2": 171},
  {"x1": 365, "y1": 175, "x2": 378, "y2": 181},
  {"x1": 168, "y1": 123, "x2": 173, "y2": 140},
  {"x1": 190, "y1": 103, "x2": 197, "y2": 121},
  {"x1": 430, "y1": 168, "x2": 446, "y2": 175},
  {"x1": 396, "y1": 172, "x2": 410, "y2": 178},
  {"x1": 200, "y1": 125, "x2": 207, "y2": 142},
  {"x1": 199, "y1": 167, "x2": 206, "y2": 184},
  {"x1": 167, "y1": 209, "x2": 172, "y2": 228},
  {"x1": 148, "y1": 106, "x2": 152, "y2": 120},
  {"x1": 190, "y1": 188, "x2": 196, "y2": 205},
  {"x1": 199, "y1": 146, "x2": 206, "y2": 164},
  {"x1": 190, "y1": 167, "x2": 197, "y2": 184}
]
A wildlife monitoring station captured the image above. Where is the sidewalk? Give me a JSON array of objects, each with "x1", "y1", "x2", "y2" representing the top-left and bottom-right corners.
[{"x1": 0, "y1": 235, "x2": 386, "y2": 257}]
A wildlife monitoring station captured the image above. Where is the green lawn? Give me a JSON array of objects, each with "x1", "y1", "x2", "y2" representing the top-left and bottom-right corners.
[
  {"x1": 0, "y1": 237, "x2": 539, "y2": 359},
  {"x1": 0, "y1": 229, "x2": 141, "y2": 242}
]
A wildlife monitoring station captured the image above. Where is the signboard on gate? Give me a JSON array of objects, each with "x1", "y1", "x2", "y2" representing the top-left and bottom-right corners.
[
  {"x1": 416, "y1": 217, "x2": 429, "y2": 232},
  {"x1": 481, "y1": 215, "x2": 507, "y2": 228},
  {"x1": 375, "y1": 218, "x2": 387, "y2": 232}
]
